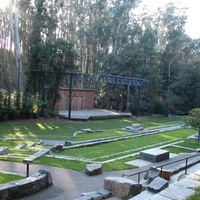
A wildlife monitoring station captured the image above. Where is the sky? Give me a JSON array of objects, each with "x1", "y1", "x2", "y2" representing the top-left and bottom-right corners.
[{"x1": 136, "y1": 0, "x2": 200, "y2": 39}]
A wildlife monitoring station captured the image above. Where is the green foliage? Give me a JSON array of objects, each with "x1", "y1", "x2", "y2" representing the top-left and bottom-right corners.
[
  {"x1": 183, "y1": 108, "x2": 200, "y2": 142},
  {"x1": 186, "y1": 187, "x2": 200, "y2": 200},
  {"x1": 183, "y1": 108, "x2": 200, "y2": 131}
]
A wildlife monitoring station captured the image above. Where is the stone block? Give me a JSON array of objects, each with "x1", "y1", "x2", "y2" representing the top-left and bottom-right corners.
[
  {"x1": 175, "y1": 177, "x2": 200, "y2": 189},
  {"x1": 148, "y1": 177, "x2": 168, "y2": 192},
  {"x1": 74, "y1": 196, "x2": 92, "y2": 200},
  {"x1": 14, "y1": 144, "x2": 26, "y2": 150},
  {"x1": 23, "y1": 149, "x2": 50, "y2": 163},
  {"x1": 98, "y1": 188, "x2": 112, "y2": 198},
  {"x1": 85, "y1": 163, "x2": 103, "y2": 176},
  {"x1": 144, "y1": 167, "x2": 160, "y2": 184},
  {"x1": 0, "y1": 146, "x2": 8, "y2": 155},
  {"x1": 129, "y1": 190, "x2": 153, "y2": 200},
  {"x1": 159, "y1": 185, "x2": 195, "y2": 199},
  {"x1": 104, "y1": 177, "x2": 142, "y2": 199},
  {"x1": 140, "y1": 148, "x2": 169, "y2": 162},
  {"x1": 81, "y1": 191, "x2": 103, "y2": 200}
]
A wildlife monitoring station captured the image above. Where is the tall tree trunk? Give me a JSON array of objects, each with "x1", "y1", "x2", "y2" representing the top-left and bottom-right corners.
[
  {"x1": 126, "y1": 84, "x2": 130, "y2": 112},
  {"x1": 14, "y1": 0, "x2": 23, "y2": 92}
]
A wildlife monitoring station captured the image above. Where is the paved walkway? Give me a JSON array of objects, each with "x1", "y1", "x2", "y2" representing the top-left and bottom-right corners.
[{"x1": 0, "y1": 153, "x2": 200, "y2": 200}]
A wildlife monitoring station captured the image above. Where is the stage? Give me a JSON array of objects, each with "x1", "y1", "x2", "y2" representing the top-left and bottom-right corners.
[{"x1": 58, "y1": 109, "x2": 131, "y2": 120}]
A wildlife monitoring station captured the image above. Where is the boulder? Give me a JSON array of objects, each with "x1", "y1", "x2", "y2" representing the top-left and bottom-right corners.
[
  {"x1": 0, "y1": 146, "x2": 8, "y2": 155},
  {"x1": 85, "y1": 163, "x2": 103, "y2": 176},
  {"x1": 148, "y1": 176, "x2": 168, "y2": 192},
  {"x1": 104, "y1": 177, "x2": 142, "y2": 199}
]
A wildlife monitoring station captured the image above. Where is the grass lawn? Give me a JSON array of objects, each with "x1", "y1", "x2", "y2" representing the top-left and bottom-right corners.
[
  {"x1": 0, "y1": 172, "x2": 24, "y2": 184},
  {"x1": 0, "y1": 116, "x2": 181, "y2": 141},
  {"x1": 186, "y1": 187, "x2": 200, "y2": 200},
  {"x1": 0, "y1": 116, "x2": 198, "y2": 172}
]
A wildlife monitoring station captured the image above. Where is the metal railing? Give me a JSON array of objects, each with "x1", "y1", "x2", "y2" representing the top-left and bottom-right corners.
[{"x1": 122, "y1": 153, "x2": 200, "y2": 183}]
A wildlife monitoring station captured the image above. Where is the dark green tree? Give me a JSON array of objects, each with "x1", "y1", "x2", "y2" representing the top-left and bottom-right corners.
[{"x1": 183, "y1": 108, "x2": 200, "y2": 143}]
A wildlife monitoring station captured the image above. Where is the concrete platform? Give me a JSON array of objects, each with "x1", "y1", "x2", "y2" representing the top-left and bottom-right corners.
[
  {"x1": 140, "y1": 148, "x2": 170, "y2": 162},
  {"x1": 59, "y1": 109, "x2": 131, "y2": 120}
]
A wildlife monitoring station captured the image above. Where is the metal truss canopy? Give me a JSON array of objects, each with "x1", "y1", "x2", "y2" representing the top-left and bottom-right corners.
[
  {"x1": 31, "y1": 70, "x2": 149, "y2": 86},
  {"x1": 69, "y1": 72, "x2": 148, "y2": 86},
  {"x1": 31, "y1": 70, "x2": 148, "y2": 120}
]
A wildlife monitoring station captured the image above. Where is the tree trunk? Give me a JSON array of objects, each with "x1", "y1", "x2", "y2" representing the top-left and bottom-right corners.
[{"x1": 126, "y1": 85, "x2": 130, "y2": 112}]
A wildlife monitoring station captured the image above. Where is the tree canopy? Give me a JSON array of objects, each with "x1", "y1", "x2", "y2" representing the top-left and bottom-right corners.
[
  {"x1": 0, "y1": 0, "x2": 200, "y2": 119},
  {"x1": 183, "y1": 108, "x2": 200, "y2": 142}
]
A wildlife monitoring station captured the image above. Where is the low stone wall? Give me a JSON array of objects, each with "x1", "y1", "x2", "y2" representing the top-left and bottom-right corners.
[{"x1": 0, "y1": 170, "x2": 52, "y2": 200}]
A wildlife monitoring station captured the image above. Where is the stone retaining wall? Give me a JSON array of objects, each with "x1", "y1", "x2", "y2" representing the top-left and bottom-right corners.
[{"x1": 0, "y1": 170, "x2": 52, "y2": 200}]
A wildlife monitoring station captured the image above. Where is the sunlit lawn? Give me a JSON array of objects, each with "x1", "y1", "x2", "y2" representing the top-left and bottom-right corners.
[
  {"x1": 0, "y1": 116, "x2": 198, "y2": 172},
  {"x1": 0, "y1": 172, "x2": 24, "y2": 184},
  {"x1": 0, "y1": 116, "x2": 181, "y2": 141},
  {"x1": 51, "y1": 129, "x2": 196, "y2": 160}
]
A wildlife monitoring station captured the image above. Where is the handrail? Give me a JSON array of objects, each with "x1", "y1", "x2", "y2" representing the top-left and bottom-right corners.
[{"x1": 122, "y1": 153, "x2": 200, "y2": 183}]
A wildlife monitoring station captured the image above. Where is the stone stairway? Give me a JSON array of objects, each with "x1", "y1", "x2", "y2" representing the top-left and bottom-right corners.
[{"x1": 130, "y1": 166, "x2": 200, "y2": 200}]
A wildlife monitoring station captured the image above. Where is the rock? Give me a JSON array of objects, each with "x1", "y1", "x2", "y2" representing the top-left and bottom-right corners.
[
  {"x1": 124, "y1": 124, "x2": 143, "y2": 133},
  {"x1": 51, "y1": 144, "x2": 64, "y2": 152},
  {"x1": 148, "y1": 177, "x2": 168, "y2": 192},
  {"x1": 85, "y1": 163, "x2": 103, "y2": 176},
  {"x1": 81, "y1": 191, "x2": 103, "y2": 200},
  {"x1": 74, "y1": 196, "x2": 92, "y2": 200},
  {"x1": 78, "y1": 189, "x2": 112, "y2": 200},
  {"x1": 0, "y1": 146, "x2": 8, "y2": 155},
  {"x1": 104, "y1": 177, "x2": 142, "y2": 199},
  {"x1": 98, "y1": 188, "x2": 112, "y2": 198},
  {"x1": 177, "y1": 173, "x2": 185, "y2": 181},
  {"x1": 144, "y1": 167, "x2": 160, "y2": 184},
  {"x1": 82, "y1": 129, "x2": 92, "y2": 133}
]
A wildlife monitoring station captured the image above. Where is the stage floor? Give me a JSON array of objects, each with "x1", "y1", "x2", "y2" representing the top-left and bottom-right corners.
[{"x1": 59, "y1": 109, "x2": 131, "y2": 120}]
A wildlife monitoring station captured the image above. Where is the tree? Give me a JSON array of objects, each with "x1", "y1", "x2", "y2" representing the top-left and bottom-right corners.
[{"x1": 183, "y1": 108, "x2": 200, "y2": 143}]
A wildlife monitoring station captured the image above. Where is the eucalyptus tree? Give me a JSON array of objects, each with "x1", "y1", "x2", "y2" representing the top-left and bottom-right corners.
[
  {"x1": 170, "y1": 38, "x2": 200, "y2": 114},
  {"x1": 154, "y1": 3, "x2": 187, "y2": 115},
  {"x1": 27, "y1": 0, "x2": 77, "y2": 112}
]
